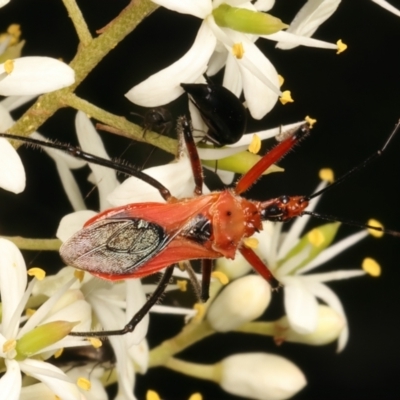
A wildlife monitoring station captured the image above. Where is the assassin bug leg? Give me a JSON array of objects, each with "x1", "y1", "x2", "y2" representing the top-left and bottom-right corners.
[
  {"x1": 69, "y1": 266, "x2": 175, "y2": 337},
  {"x1": 1, "y1": 118, "x2": 399, "y2": 337}
]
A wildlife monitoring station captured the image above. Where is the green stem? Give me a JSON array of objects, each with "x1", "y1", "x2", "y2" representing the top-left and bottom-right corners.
[
  {"x1": 0, "y1": 236, "x2": 62, "y2": 251},
  {"x1": 65, "y1": 94, "x2": 177, "y2": 155},
  {"x1": 7, "y1": 0, "x2": 159, "y2": 139},
  {"x1": 61, "y1": 0, "x2": 92, "y2": 45},
  {"x1": 148, "y1": 321, "x2": 215, "y2": 368},
  {"x1": 235, "y1": 321, "x2": 277, "y2": 336},
  {"x1": 165, "y1": 357, "x2": 218, "y2": 383}
]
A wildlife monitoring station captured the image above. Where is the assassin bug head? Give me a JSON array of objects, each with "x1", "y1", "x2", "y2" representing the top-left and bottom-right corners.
[{"x1": 181, "y1": 78, "x2": 247, "y2": 146}]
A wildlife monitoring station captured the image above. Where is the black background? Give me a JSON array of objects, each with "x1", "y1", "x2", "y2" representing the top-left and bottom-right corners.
[{"x1": 1, "y1": 1, "x2": 400, "y2": 399}]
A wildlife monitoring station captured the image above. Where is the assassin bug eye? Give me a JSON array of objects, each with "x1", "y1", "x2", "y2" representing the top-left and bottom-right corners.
[{"x1": 181, "y1": 78, "x2": 247, "y2": 146}]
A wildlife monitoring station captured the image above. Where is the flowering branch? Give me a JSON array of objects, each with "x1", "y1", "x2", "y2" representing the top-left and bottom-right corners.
[
  {"x1": 61, "y1": 0, "x2": 92, "y2": 45},
  {"x1": 7, "y1": 0, "x2": 164, "y2": 149},
  {"x1": 0, "y1": 236, "x2": 62, "y2": 251},
  {"x1": 65, "y1": 94, "x2": 177, "y2": 154}
]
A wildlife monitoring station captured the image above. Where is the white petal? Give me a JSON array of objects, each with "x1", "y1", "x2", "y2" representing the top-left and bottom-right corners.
[
  {"x1": 75, "y1": 111, "x2": 119, "y2": 210},
  {"x1": 19, "y1": 359, "x2": 82, "y2": 400},
  {"x1": 0, "y1": 239, "x2": 27, "y2": 335},
  {"x1": 125, "y1": 279, "x2": 149, "y2": 347},
  {"x1": 207, "y1": 47, "x2": 228, "y2": 76},
  {"x1": 272, "y1": 30, "x2": 337, "y2": 50},
  {"x1": 304, "y1": 281, "x2": 349, "y2": 351},
  {"x1": 282, "y1": 276, "x2": 319, "y2": 334},
  {"x1": 30, "y1": 132, "x2": 87, "y2": 169},
  {"x1": 0, "y1": 137, "x2": 25, "y2": 193},
  {"x1": 0, "y1": 57, "x2": 75, "y2": 96},
  {"x1": 0, "y1": 103, "x2": 15, "y2": 130},
  {"x1": 108, "y1": 151, "x2": 194, "y2": 205},
  {"x1": 0, "y1": 360, "x2": 21, "y2": 400},
  {"x1": 299, "y1": 230, "x2": 368, "y2": 274},
  {"x1": 152, "y1": 0, "x2": 212, "y2": 18},
  {"x1": 128, "y1": 339, "x2": 149, "y2": 374},
  {"x1": 125, "y1": 22, "x2": 216, "y2": 106},
  {"x1": 65, "y1": 367, "x2": 108, "y2": 400},
  {"x1": 88, "y1": 296, "x2": 137, "y2": 400},
  {"x1": 372, "y1": 0, "x2": 400, "y2": 16},
  {"x1": 274, "y1": 0, "x2": 341, "y2": 49},
  {"x1": 253, "y1": 0, "x2": 275, "y2": 11},
  {"x1": 0, "y1": 94, "x2": 37, "y2": 111},
  {"x1": 56, "y1": 210, "x2": 97, "y2": 242},
  {"x1": 0, "y1": 0, "x2": 11, "y2": 8},
  {"x1": 54, "y1": 160, "x2": 87, "y2": 211}
]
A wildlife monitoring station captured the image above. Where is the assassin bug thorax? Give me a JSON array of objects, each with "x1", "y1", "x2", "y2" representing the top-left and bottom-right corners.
[{"x1": 1, "y1": 118, "x2": 399, "y2": 337}]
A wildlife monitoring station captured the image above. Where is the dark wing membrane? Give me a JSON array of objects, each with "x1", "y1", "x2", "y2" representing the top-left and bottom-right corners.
[{"x1": 60, "y1": 218, "x2": 171, "y2": 276}]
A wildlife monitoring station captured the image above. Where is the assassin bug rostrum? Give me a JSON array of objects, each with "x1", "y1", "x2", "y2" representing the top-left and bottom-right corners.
[{"x1": 0, "y1": 118, "x2": 399, "y2": 338}]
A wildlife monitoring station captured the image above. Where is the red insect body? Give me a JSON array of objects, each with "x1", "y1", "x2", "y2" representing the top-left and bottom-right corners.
[{"x1": 60, "y1": 122, "x2": 311, "y2": 288}]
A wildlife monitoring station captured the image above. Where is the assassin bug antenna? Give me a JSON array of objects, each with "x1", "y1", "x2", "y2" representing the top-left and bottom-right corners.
[{"x1": 0, "y1": 118, "x2": 398, "y2": 337}]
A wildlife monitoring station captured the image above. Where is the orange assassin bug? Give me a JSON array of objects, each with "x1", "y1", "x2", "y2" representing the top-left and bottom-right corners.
[{"x1": 1, "y1": 117, "x2": 399, "y2": 337}]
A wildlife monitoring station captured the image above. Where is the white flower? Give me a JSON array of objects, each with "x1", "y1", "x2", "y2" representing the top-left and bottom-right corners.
[
  {"x1": 252, "y1": 181, "x2": 372, "y2": 351},
  {"x1": 276, "y1": 0, "x2": 342, "y2": 50},
  {"x1": 0, "y1": 57, "x2": 75, "y2": 96},
  {"x1": 207, "y1": 275, "x2": 271, "y2": 332},
  {"x1": 126, "y1": 1, "x2": 340, "y2": 120},
  {"x1": 0, "y1": 239, "x2": 91, "y2": 400},
  {"x1": 219, "y1": 353, "x2": 306, "y2": 400}
]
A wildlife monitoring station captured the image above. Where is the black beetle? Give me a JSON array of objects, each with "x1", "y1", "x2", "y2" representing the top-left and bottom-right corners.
[{"x1": 181, "y1": 79, "x2": 247, "y2": 146}]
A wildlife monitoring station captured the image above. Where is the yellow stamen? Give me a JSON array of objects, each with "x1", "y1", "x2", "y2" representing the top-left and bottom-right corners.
[
  {"x1": 176, "y1": 279, "x2": 188, "y2": 292},
  {"x1": 77, "y1": 377, "x2": 91, "y2": 391},
  {"x1": 146, "y1": 391, "x2": 161, "y2": 400},
  {"x1": 248, "y1": 134, "x2": 261, "y2": 154},
  {"x1": 243, "y1": 237, "x2": 259, "y2": 249},
  {"x1": 3, "y1": 339, "x2": 16, "y2": 353},
  {"x1": 89, "y1": 337, "x2": 102, "y2": 348},
  {"x1": 278, "y1": 74, "x2": 284, "y2": 87},
  {"x1": 279, "y1": 90, "x2": 294, "y2": 105},
  {"x1": 25, "y1": 308, "x2": 36, "y2": 317},
  {"x1": 319, "y1": 168, "x2": 334, "y2": 183},
  {"x1": 27, "y1": 267, "x2": 46, "y2": 280},
  {"x1": 54, "y1": 348, "x2": 64, "y2": 358},
  {"x1": 192, "y1": 303, "x2": 206, "y2": 322},
  {"x1": 74, "y1": 270, "x2": 85, "y2": 282},
  {"x1": 189, "y1": 394, "x2": 203, "y2": 400},
  {"x1": 362, "y1": 257, "x2": 381, "y2": 277},
  {"x1": 336, "y1": 39, "x2": 347, "y2": 54},
  {"x1": 305, "y1": 115, "x2": 317, "y2": 127},
  {"x1": 211, "y1": 270, "x2": 229, "y2": 285},
  {"x1": 367, "y1": 219, "x2": 384, "y2": 238},
  {"x1": 7, "y1": 24, "x2": 21, "y2": 44},
  {"x1": 308, "y1": 228, "x2": 325, "y2": 247},
  {"x1": 232, "y1": 42, "x2": 245, "y2": 59},
  {"x1": 4, "y1": 59, "x2": 14, "y2": 74}
]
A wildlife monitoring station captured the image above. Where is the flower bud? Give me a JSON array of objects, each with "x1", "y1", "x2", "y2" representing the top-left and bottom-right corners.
[
  {"x1": 16, "y1": 321, "x2": 78, "y2": 359},
  {"x1": 274, "y1": 305, "x2": 344, "y2": 346},
  {"x1": 218, "y1": 353, "x2": 306, "y2": 400},
  {"x1": 213, "y1": 4, "x2": 288, "y2": 35},
  {"x1": 207, "y1": 275, "x2": 271, "y2": 332}
]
